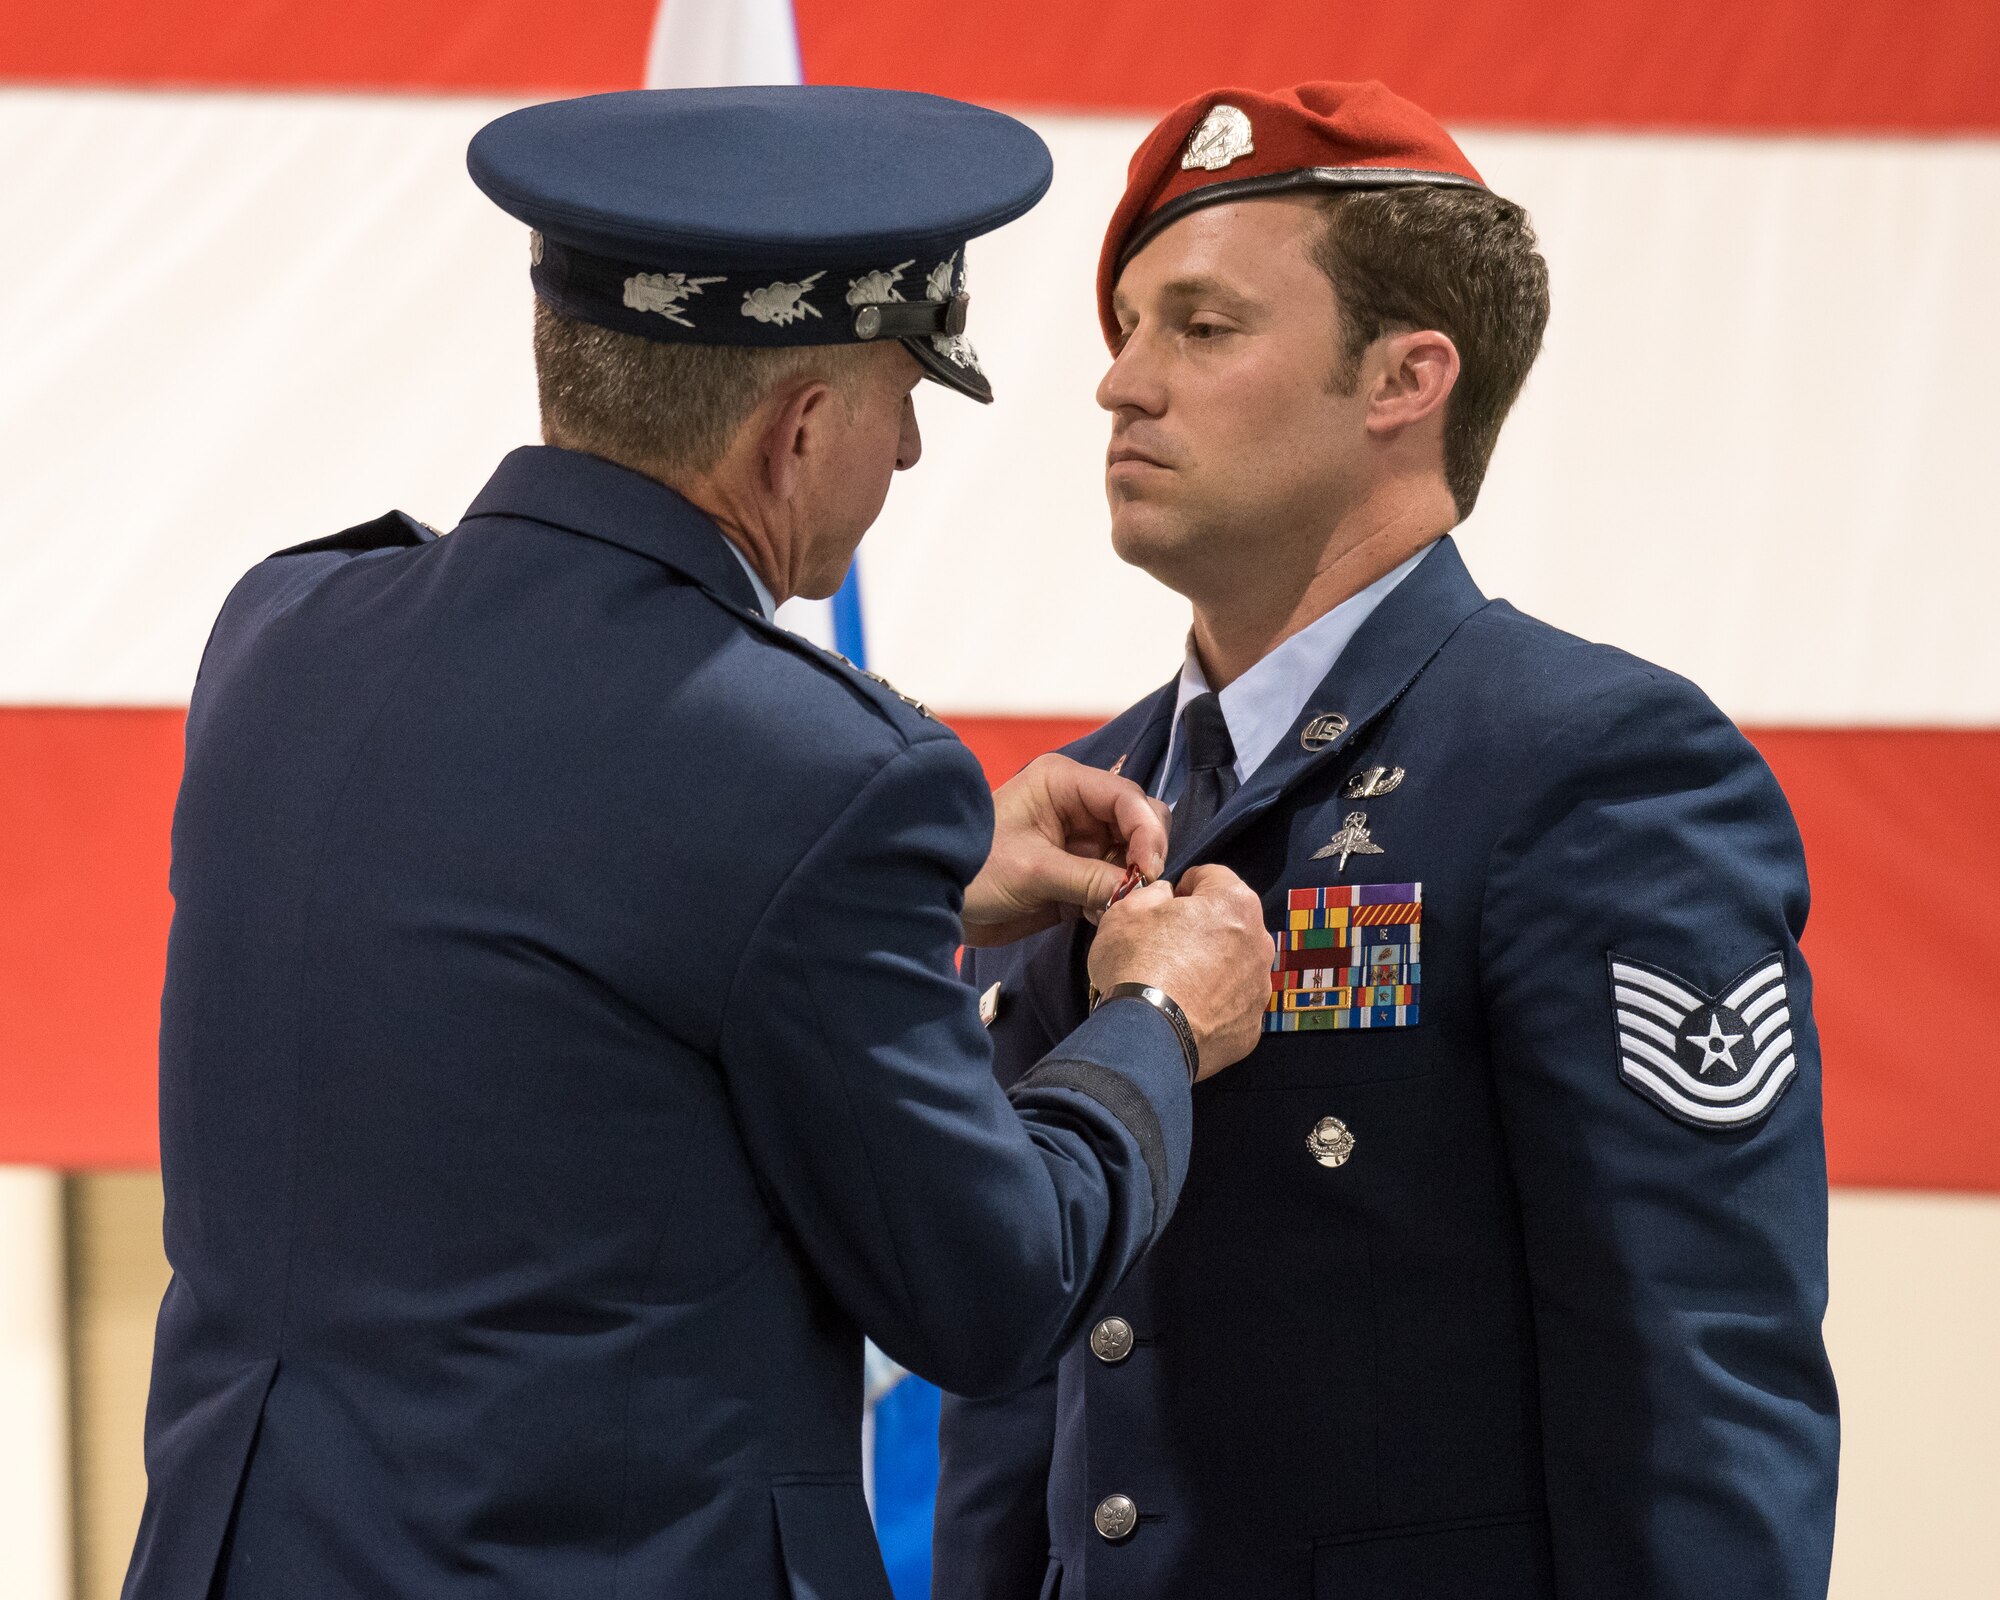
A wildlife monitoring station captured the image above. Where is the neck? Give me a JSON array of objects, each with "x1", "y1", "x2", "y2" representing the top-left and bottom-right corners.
[
  {"x1": 1187, "y1": 478, "x2": 1454, "y2": 690},
  {"x1": 665, "y1": 466, "x2": 794, "y2": 608}
]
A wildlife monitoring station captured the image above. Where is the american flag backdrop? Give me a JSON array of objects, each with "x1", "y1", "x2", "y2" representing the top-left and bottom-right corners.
[{"x1": 1, "y1": 3, "x2": 1997, "y2": 1596}]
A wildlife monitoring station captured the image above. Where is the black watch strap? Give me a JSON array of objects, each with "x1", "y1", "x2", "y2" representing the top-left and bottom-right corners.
[{"x1": 1096, "y1": 982, "x2": 1200, "y2": 1084}]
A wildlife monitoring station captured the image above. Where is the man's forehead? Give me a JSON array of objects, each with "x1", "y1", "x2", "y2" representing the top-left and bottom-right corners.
[{"x1": 1113, "y1": 196, "x2": 1324, "y2": 307}]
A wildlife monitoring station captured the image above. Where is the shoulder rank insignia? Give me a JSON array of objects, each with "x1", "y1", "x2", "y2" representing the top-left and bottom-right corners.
[
  {"x1": 823, "y1": 649, "x2": 936, "y2": 721},
  {"x1": 1608, "y1": 953, "x2": 1797, "y2": 1129}
]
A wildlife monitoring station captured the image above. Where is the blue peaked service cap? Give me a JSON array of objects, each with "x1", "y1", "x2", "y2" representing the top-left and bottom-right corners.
[{"x1": 468, "y1": 87, "x2": 1054, "y2": 403}]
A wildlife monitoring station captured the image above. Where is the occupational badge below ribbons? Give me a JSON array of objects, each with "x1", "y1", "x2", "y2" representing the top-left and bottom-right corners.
[
  {"x1": 1307, "y1": 1116, "x2": 1355, "y2": 1168},
  {"x1": 978, "y1": 981, "x2": 1002, "y2": 1029}
]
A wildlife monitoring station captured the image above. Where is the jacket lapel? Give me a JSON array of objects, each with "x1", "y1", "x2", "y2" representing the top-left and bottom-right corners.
[{"x1": 1164, "y1": 536, "x2": 1489, "y2": 877}]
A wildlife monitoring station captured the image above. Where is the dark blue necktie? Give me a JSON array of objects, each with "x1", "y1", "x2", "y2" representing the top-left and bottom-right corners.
[{"x1": 1174, "y1": 691, "x2": 1239, "y2": 843}]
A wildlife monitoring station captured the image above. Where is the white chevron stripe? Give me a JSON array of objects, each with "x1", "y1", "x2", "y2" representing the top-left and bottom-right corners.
[
  {"x1": 1610, "y1": 963, "x2": 1703, "y2": 1014},
  {"x1": 1725, "y1": 959, "x2": 1786, "y2": 1010},
  {"x1": 1741, "y1": 982, "x2": 1790, "y2": 1024},
  {"x1": 1752, "y1": 1007, "x2": 1793, "y2": 1048},
  {"x1": 1616, "y1": 1008, "x2": 1678, "y2": 1049},
  {"x1": 1623, "y1": 1054, "x2": 1797, "y2": 1125},
  {"x1": 1614, "y1": 985, "x2": 1690, "y2": 1028},
  {"x1": 1619, "y1": 1030, "x2": 1794, "y2": 1104}
]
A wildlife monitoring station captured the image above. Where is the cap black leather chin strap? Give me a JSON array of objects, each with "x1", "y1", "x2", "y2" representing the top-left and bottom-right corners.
[{"x1": 852, "y1": 294, "x2": 970, "y2": 341}]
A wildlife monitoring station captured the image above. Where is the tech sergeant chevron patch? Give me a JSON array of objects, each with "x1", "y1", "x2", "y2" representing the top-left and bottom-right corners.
[{"x1": 1608, "y1": 952, "x2": 1797, "y2": 1129}]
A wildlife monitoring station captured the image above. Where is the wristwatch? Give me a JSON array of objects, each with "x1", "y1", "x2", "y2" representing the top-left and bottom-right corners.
[{"x1": 1093, "y1": 981, "x2": 1200, "y2": 1084}]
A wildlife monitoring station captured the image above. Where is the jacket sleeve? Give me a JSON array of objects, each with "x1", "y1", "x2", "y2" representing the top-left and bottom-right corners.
[
  {"x1": 932, "y1": 938, "x2": 1074, "y2": 1599},
  {"x1": 1482, "y1": 669, "x2": 1840, "y2": 1598},
  {"x1": 715, "y1": 734, "x2": 1193, "y2": 1399}
]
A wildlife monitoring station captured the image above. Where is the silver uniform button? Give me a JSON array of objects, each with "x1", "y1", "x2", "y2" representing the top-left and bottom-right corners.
[
  {"x1": 1094, "y1": 1494, "x2": 1139, "y2": 1542},
  {"x1": 1308, "y1": 1116, "x2": 1356, "y2": 1168},
  {"x1": 1090, "y1": 1316, "x2": 1135, "y2": 1363}
]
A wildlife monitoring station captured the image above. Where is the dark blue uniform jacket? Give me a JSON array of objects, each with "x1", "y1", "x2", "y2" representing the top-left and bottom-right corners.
[
  {"x1": 935, "y1": 537, "x2": 1839, "y2": 1600},
  {"x1": 126, "y1": 446, "x2": 1195, "y2": 1600}
]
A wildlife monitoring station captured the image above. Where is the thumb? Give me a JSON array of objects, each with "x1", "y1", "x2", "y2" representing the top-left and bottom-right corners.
[{"x1": 1035, "y1": 842, "x2": 1132, "y2": 917}]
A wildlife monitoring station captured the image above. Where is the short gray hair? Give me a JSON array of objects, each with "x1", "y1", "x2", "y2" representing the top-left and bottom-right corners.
[{"x1": 532, "y1": 299, "x2": 870, "y2": 480}]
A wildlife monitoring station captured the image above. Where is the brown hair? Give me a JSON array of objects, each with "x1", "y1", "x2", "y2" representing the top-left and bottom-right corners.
[
  {"x1": 1309, "y1": 186, "x2": 1550, "y2": 520},
  {"x1": 531, "y1": 300, "x2": 869, "y2": 481}
]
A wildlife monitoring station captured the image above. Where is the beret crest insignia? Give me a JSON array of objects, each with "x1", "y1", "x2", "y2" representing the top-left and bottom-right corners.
[{"x1": 1181, "y1": 103, "x2": 1254, "y2": 172}]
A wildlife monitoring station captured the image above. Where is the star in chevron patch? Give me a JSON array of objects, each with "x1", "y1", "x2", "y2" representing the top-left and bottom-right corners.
[{"x1": 1608, "y1": 953, "x2": 1798, "y2": 1130}]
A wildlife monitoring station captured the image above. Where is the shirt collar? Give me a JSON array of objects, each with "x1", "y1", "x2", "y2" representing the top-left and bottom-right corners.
[
  {"x1": 1157, "y1": 540, "x2": 1437, "y2": 801},
  {"x1": 723, "y1": 539, "x2": 778, "y2": 621}
]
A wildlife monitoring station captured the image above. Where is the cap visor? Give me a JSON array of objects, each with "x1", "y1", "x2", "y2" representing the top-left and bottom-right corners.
[{"x1": 904, "y1": 335, "x2": 993, "y2": 403}]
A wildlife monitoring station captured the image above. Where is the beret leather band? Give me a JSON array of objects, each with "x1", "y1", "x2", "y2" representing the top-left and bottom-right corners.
[{"x1": 1119, "y1": 164, "x2": 1486, "y2": 268}]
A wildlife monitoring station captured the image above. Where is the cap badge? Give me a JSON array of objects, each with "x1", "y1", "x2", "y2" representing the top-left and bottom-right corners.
[
  {"x1": 1181, "y1": 103, "x2": 1254, "y2": 172},
  {"x1": 741, "y1": 271, "x2": 826, "y2": 327},
  {"x1": 624, "y1": 271, "x2": 725, "y2": 329},
  {"x1": 1312, "y1": 811, "x2": 1385, "y2": 871}
]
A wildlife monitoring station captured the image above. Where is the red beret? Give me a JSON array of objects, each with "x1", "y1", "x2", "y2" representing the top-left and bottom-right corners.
[{"x1": 1097, "y1": 81, "x2": 1485, "y2": 346}]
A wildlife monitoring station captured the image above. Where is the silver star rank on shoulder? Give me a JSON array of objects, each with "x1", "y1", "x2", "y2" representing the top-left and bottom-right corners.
[{"x1": 1312, "y1": 811, "x2": 1384, "y2": 872}]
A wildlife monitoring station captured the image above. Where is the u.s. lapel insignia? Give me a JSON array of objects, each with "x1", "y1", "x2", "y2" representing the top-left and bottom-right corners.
[
  {"x1": 1300, "y1": 712, "x2": 1348, "y2": 752},
  {"x1": 1108, "y1": 752, "x2": 1128, "y2": 778},
  {"x1": 978, "y1": 981, "x2": 1003, "y2": 1028},
  {"x1": 1182, "y1": 103, "x2": 1254, "y2": 171},
  {"x1": 1312, "y1": 811, "x2": 1384, "y2": 871},
  {"x1": 1343, "y1": 765, "x2": 1404, "y2": 799}
]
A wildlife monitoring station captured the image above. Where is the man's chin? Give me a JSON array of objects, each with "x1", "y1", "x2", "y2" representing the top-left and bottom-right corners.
[{"x1": 1109, "y1": 506, "x2": 1200, "y2": 584}]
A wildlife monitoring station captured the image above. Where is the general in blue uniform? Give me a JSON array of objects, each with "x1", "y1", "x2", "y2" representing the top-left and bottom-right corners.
[{"x1": 125, "y1": 89, "x2": 1217, "y2": 1600}]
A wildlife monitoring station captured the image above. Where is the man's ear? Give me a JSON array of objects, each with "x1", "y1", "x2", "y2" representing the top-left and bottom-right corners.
[
  {"x1": 1363, "y1": 329, "x2": 1460, "y2": 438},
  {"x1": 755, "y1": 377, "x2": 838, "y2": 502}
]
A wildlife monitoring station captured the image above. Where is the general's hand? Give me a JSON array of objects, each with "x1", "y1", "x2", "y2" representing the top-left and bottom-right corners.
[
  {"x1": 1087, "y1": 864, "x2": 1270, "y2": 1080},
  {"x1": 963, "y1": 754, "x2": 1171, "y2": 948}
]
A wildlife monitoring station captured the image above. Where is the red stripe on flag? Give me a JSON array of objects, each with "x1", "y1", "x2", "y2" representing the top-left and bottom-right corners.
[
  {"x1": 2, "y1": 709, "x2": 1996, "y2": 1187},
  {"x1": 0, "y1": 709, "x2": 176, "y2": 1169},
  {"x1": 3, "y1": 1, "x2": 1997, "y2": 132}
]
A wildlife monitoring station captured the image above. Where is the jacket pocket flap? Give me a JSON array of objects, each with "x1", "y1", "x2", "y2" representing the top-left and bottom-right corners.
[{"x1": 772, "y1": 1479, "x2": 894, "y2": 1600}]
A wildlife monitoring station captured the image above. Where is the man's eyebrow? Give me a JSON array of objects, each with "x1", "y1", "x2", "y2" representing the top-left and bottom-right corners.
[{"x1": 1115, "y1": 274, "x2": 1259, "y2": 321}]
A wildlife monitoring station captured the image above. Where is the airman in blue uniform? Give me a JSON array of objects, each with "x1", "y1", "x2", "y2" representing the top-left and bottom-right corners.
[
  {"x1": 935, "y1": 82, "x2": 1839, "y2": 1600},
  {"x1": 124, "y1": 87, "x2": 1274, "y2": 1600}
]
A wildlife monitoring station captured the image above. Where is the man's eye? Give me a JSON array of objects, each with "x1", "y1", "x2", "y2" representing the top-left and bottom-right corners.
[{"x1": 1186, "y1": 321, "x2": 1229, "y2": 341}]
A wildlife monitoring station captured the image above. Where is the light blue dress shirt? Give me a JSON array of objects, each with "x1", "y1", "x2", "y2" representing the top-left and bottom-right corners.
[
  {"x1": 1155, "y1": 542, "x2": 1436, "y2": 804},
  {"x1": 722, "y1": 536, "x2": 779, "y2": 621}
]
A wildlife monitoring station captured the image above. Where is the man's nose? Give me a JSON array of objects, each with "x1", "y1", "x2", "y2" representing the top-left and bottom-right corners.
[
  {"x1": 1096, "y1": 330, "x2": 1165, "y2": 417},
  {"x1": 896, "y1": 394, "x2": 922, "y2": 472}
]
